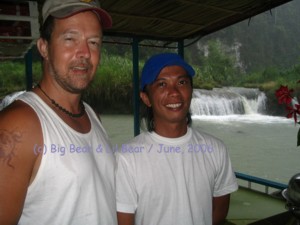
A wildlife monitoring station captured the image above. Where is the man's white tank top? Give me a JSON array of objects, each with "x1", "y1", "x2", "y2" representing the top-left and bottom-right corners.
[{"x1": 17, "y1": 92, "x2": 117, "y2": 225}]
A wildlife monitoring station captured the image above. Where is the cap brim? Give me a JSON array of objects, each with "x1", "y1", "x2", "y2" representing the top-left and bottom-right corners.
[{"x1": 141, "y1": 61, "x2": 195, "y2": 89}]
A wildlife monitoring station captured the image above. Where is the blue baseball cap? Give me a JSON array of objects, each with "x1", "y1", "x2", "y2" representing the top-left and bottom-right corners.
[{"x1": 140, "y1": 53, "x2": 195, "y2": 90}]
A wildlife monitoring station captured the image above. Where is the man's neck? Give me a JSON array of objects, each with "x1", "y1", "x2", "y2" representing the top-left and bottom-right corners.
[{"x1": 154, "y1": 122, "x2": 188, "y2": 138}]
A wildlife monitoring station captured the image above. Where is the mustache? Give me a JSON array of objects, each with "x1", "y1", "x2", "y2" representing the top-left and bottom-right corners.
[{"x1": 69, "y1": 60, "x2": 93, "y2": 70}]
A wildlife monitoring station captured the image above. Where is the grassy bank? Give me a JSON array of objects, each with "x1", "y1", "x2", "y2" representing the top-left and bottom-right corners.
[{"x1": 0, "y1": 52, "x2": 299, "y2": 114}]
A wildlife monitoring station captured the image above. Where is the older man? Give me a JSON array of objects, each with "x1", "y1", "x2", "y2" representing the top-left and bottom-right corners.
[{"x1": 0, "y1": 0, "x2": 117, "y2": 224}]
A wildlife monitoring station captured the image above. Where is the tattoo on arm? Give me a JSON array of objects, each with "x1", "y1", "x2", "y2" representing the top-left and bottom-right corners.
[{"x1": 0, "y1": 129, "x2": 22, "y2": 168}]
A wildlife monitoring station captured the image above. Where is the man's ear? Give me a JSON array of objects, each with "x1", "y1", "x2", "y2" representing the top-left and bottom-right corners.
[
  {"x1": 140, "y1": 91, "x2": 151, "y2": 107},
  {"x1": 37, "y1": 38, "x2": 49, "y2": 60}
]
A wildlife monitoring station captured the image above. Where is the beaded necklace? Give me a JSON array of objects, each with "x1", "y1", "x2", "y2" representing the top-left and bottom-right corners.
[{"x1": 37, "y1": 84, "x2": 85, "y2": 118}]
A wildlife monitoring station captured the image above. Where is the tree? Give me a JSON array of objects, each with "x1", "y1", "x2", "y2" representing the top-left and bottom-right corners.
[{"x1": 200, "y1": 40, "x2": 237, "y2": 86}]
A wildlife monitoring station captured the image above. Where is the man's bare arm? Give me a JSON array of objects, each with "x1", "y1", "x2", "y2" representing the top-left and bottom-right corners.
[
  {"x1": 0, "y1": 101, "x2": 42, "y2": 225},
  {"x1": 117, "y1": 212, "x2": 135, "y2": 225},
  {"x1": 212, "y1": 194, "x2": 230, "y2": 225}
]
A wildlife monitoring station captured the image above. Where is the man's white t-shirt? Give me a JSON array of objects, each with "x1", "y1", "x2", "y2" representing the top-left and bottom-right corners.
[{"x1": 116, "y1": 127, "x2": 238, "y2": 225}]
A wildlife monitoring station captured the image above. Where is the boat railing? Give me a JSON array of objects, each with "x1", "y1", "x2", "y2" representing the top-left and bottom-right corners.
[{"x1": 235, "y1": 172, "x2": 288, "y2": 195}]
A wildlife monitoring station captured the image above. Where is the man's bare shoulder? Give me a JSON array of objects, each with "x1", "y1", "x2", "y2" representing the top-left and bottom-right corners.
[{"x1": 1, "y1": 99, "x2": 37, "y2": 119}]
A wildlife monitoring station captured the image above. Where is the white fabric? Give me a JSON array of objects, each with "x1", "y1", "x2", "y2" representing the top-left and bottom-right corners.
[
  {"x1": 17, "y1": 92, "x2": 117, "y2": 225},
  {"x1": 116, "y1": 127, "x2": 238, "y2": 225}
]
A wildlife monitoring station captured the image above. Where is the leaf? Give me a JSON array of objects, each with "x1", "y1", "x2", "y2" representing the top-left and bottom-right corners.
[
  {"x1": 275, "y1": 85, "x2": 294, "y2": 105},
  {"x1": 297, "y1": 128, "x2": 300, "y2": 147}
]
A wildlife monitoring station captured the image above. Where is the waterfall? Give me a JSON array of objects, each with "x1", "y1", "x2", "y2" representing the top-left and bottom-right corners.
[{"x1": 191, "y1": 87, "x2": 266, "y2": 116}]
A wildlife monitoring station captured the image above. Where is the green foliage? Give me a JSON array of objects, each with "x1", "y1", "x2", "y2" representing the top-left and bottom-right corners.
[
  {"x1": 83, "y1": 51, "x2": 139, "y2": 113},
  {"x1": 0, "y1": 61, "x2": 25, "y2": 95},
  {"x1": 262, "y1": 67, "x2": 281, "y2": 81},
  {"x1": 197, "y1": 40, "x2": 240, "y2": 86},
  {"x1": 0, "y1": 61, "x2": 23, "y2": 96},
  {"x1": 0, "y1": 60, "x2": 42, "y2": 97},
  {"x1": 1, "y1": 43, "x2": 300, "y2": 114}
]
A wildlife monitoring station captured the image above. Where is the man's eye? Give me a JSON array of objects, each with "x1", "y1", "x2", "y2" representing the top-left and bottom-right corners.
[
  {"x1": 65, "y1": 37, "x2": 74, "y2": 42},
  {"x1": 179, "y1": 80, "x2": 187, "y2": 85},
  {"x1": 88, "y1": 40, "x2": 101, "y2": 49},
  {"x1": 158, "y1": 82, "x2": 166, "y2": 87},
  {"x1": 90, "y1": 41, "x2": 98, "y2": 46}
]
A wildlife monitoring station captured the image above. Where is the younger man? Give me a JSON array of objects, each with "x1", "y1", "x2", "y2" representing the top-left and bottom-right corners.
[{"x1": 116, "y1": 53, "x2": 238, "y2": 225}]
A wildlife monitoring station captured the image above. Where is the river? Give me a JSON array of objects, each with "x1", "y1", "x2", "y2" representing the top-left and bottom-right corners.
[{"x1": 101, "y1": 113, "x2": 300, "y2": 185}]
